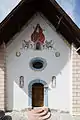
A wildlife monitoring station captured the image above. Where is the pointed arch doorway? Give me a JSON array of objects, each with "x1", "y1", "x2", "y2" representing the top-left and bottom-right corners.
[
  {"x1": 28, "y1": 79, "x2": 48, "y2": 107},
  {"x1": 32, "y1": 83, "x2": 44, "y2": 107}
]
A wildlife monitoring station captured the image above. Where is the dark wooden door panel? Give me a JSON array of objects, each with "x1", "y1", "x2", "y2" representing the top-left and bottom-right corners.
[{"x1": 32, "y1": 83, "x2": 44, "y2": 107}]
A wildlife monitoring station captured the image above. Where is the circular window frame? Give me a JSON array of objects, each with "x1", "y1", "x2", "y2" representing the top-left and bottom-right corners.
[{"x1": 29, "y1": 57, "x2": 47, "y2": 71}]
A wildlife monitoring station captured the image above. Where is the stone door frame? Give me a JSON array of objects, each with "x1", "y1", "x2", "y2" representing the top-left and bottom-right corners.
[{"x1": 28, "y1": 79, "x2": 48, "y2": 107}]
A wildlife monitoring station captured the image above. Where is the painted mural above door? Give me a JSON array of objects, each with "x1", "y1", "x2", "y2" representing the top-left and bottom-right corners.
[
  {"x1": 21, "y1": 24, "x2": 55, "y2": 50},
  {"x1": 16, "y1": 24, "x2": 60, "y2": 57}
]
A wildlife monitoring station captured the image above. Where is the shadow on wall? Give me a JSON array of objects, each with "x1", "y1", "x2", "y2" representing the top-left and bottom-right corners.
[{"x1": 10, "y1": 45, "x2": 71, "y2": 109}]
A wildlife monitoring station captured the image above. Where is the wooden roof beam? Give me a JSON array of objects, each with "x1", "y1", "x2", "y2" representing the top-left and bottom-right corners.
[{"x1": 56, "y1": 15, "x2": 63, "y2": 30}]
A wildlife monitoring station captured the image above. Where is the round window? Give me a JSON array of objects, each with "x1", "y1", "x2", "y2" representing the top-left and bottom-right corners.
[{"x1": 30, "y1": 57, "x2": 47, "y2": 71}]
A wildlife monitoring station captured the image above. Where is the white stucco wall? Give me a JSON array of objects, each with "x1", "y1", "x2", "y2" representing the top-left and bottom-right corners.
[{"x1": 6, "y1": 14, "x2": 71, "y2": 112}]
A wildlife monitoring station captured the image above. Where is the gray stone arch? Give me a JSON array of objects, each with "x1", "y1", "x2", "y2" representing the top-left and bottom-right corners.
[{"x1": 28, "y1": 79, "x2": 48, "y2": 107}]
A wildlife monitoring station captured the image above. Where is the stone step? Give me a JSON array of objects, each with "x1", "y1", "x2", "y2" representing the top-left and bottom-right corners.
[
  {"x1": 39, "y1": 111, "x2": 51, "y2": 120},
  {"x1": 33, "y1": 107, "x2": 48, "y2": 113},
  {"x1": 27, "y1": 107, "x2": 51, "y2": 120}
]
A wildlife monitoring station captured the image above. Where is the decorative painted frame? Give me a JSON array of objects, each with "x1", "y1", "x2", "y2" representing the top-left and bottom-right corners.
[
  {"x1": 19, "y1": 76, "x2": 24, "y2": 88},
  {"x1": 28, "y1": 79, "x2": 48, "y2": 107}
]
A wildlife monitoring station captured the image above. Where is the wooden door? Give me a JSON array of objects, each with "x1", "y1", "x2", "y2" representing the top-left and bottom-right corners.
[{"x1": 32, "y1": 83, "x2": 44, "y2": 107}]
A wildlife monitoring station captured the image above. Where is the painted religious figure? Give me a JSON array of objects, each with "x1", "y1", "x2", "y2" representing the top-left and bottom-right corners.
[{"x1": 31, "y1": 24, "x2": 45, "y2": 45}]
